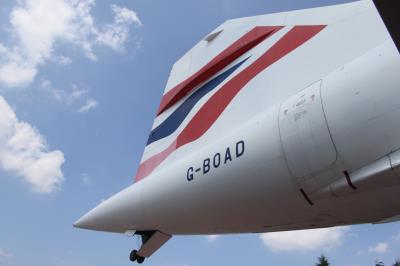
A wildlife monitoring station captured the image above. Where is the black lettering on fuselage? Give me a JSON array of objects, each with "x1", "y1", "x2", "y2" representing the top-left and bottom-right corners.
[
  {"x1": 203, "y1": 158, "x2": 210, "y2": 174},
  {"x1": 224, "y1": 147, "x2": 232, "y2": 164},
  {"x1": 187, "y1": 167, "x2": 194, "y2": 181},
  {"x1": 186, "y1": 140, "x2": 246, "y2": 182},
  {"x1": 213, "y1": 153, "x2": 221, "y2": 168},
  {"x1": 236, "y1": 140, "x2": 245, "y2": 158}
]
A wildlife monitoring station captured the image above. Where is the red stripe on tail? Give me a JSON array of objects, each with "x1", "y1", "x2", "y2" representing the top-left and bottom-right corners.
[{"x1": 157, "y1": 26, "x2": 283, "y2": 115}]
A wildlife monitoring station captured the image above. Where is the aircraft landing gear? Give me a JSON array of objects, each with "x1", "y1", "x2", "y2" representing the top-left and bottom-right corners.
[
  {"x1": 129, "y1": 250, "x2": 145, "y2": 264},
  {"x1": 128, "y1": 230, "x2": 171, "y2": 264}
]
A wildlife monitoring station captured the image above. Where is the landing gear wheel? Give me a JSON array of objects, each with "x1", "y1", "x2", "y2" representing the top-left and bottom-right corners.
[
  {"x1": 137, "y1": 256, "x2": 145, "y2": 264},
  {"x1": 129, "y1": 250, "x2": 138, "y2": 262},
  {"x1": 129, "y1": 250, "x2": 145, "y2": 264}
]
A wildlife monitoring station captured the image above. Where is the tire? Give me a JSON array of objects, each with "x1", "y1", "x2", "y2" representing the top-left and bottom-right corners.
[
  {"x1": 137, "y1": 256, "x2": 145, "y2": 264},
  {"x1": 129, "y1": 250, "x2": 138, "y2": 262}
]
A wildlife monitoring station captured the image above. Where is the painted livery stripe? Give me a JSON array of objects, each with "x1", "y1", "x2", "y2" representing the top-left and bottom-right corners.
[
  {"x1": 147, "y1": 58, "x2": 249, "y2": 146},
  {"x1": 157, "y1": 26, "x2": 283, "y2": 115},
  {"x1": 136, "y1": 25, "x2": 326, "y2": 181}
]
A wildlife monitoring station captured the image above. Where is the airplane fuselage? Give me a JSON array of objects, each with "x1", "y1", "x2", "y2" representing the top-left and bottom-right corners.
[{"x1": 77, "y1": 40, "x2": 400, "y2": 234}]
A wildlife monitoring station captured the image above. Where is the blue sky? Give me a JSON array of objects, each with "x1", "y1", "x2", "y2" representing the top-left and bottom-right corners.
[{"x1": 0, "y1": 0, "x2": 399, "y2": 265}]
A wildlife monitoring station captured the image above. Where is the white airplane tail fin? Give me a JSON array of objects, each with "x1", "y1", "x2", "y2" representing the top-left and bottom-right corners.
[
  {"x1": 134, "y1": 25, "x2": 327, "y2": 181},
  {"x1": 134, "y1": 0, "x2": 384, "y2": 182}
]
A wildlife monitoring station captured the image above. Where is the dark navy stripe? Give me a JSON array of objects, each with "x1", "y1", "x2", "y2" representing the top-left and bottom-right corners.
[{"x1": 147, "y1": 58, "x2": 249, "y2": 145}]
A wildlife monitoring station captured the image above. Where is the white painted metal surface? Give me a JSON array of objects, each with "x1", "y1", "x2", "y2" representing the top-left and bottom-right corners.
[
  {"x1": 74, "y1": 0, "x2": 400, "y2": 262},
  {"x1": 279, "y1": 80, "x2": 337, "y2": 178}
]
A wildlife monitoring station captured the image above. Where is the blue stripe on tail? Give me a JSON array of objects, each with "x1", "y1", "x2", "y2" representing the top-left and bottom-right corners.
[{"x1": 147, "y1": 58, "x2": 249, "y2": 145}]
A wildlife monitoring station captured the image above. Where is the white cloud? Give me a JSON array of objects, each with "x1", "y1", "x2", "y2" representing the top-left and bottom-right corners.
[
  {"x1": 70, "y1": 85, "x2": 87, "y2": 99},
  {"x1": 206, "y1": 235, "x2": 219, "y2": 242},
  {"x1": 112, "y1": 5, "x2": 141, "y2": 26},
  {"x1": 0, "y1": 96, "x2": 65, "y2": 193},
  {"x1": 78, "y1": 98, "x2": 98, "y2": 113},
  {"x1": 0, "y1": 249, "x2": 11, "y2": 259},
  {"x1": 10, "y1": 0, "x2": 75, "y2": 63},
  {"x1": 0, "y1": 61, "x2": 37, "y2": 88},
  {"x1": 260, "y1": 227, "x2": 348, "y2": 252},
  {"x1": 54, "y1": 55, "x2": 72, "y2": 66},
  {"x1": 0, "y1": 0, "x2": 142, "y2": 87},
  {"x1": 369, "y1": 242, "x2": 389, "y2": 254},
  {"x1": 95, "y1": 5, "x2": 142, "y2": 51},
  {"x1": 39, "y1": 79, "x2": 88, "y2": 104}
]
